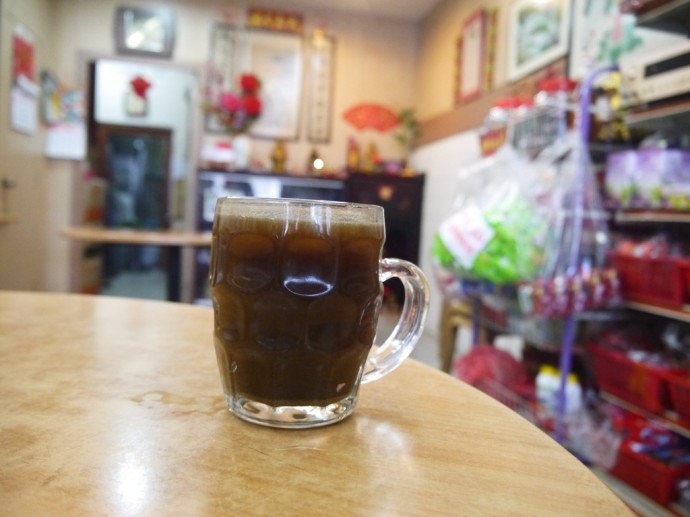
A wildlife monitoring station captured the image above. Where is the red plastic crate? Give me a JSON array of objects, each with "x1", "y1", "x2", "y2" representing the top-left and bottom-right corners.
[
  {"x1": 589, "y1": 343, "x2": 677, "y2": 415},
  {"x1": 610, "y1": 252, "x2": 686, "y2": 307},
  {"x1": 666, "y1": 370, "x2": 690, "y2": 421},
  {"x1": 610, "y1": 441, "x2": 690, "y2": 506}
]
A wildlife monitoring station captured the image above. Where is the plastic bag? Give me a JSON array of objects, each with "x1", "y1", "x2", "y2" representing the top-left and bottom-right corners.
[
  {"x1": 518, "y1": 132, "x2": 621, "y2": 317},
  {"x1": 454, "y1": 345, "x2": 530, "y2": 391},
  {"x1": 432, "y1": 144, "x2": 549, "y2": 290}
]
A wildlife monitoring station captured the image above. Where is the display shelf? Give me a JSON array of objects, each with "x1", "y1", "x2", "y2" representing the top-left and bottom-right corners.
[
  {"x1": 591, "y1": 467, "x2": 679, "y2": 517},
  {"x1": 625, "y1": 98, "x2": 690, "y2": 130},
  {"x1": 601, "y1": 392, "x2": 690, "y2": 440},
  {"x1": 615, "y1": 210, "x2": 690, "y2": 224},
  {"x1": 477, "y1": 316, "x2": 575, "y2": 353},
  {"x1": 0, "y1": 213, "x2": 18, "y2": 225},
  {"x1": 625, "y1": 301, "x2": 690, "y2": 323},
  {"x1": 633, "y1": 0, "x2": 690, "y2": 35}
]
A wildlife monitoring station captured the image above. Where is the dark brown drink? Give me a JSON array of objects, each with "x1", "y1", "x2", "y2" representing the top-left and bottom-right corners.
[{"x1": 210, "y1": 201, "x2": 385, "y2": 407}]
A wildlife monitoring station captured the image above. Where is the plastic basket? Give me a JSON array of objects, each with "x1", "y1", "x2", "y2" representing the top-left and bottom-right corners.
[
  {"x1": 666, "y1": 370, "x2": 690, "y2": 421},
  {"x1": 474, "y1": 378, "x2": 537, "y2": 423},
  {"x1": 610, "y1": 252, "x2": 686, "y2": 307},
  {"x1": 610, "y1": 441, "x2": 690, "y2": 506},
  {"x1": 589, "y1": 343, "x2": 677, "y2": 415}
]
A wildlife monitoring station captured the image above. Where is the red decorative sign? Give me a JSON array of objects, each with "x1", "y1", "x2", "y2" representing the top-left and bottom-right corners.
[
  {"x1": 130, "y1": 76, "x2": 152, "y2": 99},
  {"x1": 342, "y1": 103, "x2": 400, "y2": 133}
]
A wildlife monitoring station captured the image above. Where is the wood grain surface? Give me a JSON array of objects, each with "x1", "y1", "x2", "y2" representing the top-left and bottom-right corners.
[{"x1": 0, "y1": 292, "x2": 632, "y2": 515}]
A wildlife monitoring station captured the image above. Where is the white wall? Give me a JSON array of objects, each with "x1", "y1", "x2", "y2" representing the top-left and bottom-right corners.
[
  {"x1": 411, "y1": 129, "x2": 482, "y2": 340},
  {"x1": 30, "y1": 0, "x2": 421, "y2": 296},
  {"x1": 94, "y1": 59, "x2": 198, "y2": 184}
]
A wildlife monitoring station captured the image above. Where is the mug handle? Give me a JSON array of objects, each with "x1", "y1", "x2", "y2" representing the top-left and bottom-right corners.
[{"x1": 361, "y1": 258, "x2": 430, "y2": 384}]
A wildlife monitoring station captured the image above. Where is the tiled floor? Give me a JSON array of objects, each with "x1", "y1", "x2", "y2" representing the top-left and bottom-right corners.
[{"x1": 100, "y1": 270, "x2": 167, "y2": 300}]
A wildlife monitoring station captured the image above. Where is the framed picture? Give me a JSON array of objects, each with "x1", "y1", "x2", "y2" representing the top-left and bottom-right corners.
[
  {"x1": 306, "y1": 32, "x2": 335, "y2": 143},
  {"x1": 114, "y1": 6, "x2": 176, "y2": 59},
  {"x1": 455, "y1": 10, "x2": 486, "y2": 104},
  {"x1": 568, "y1": 0, "x2": 685, "y2": 80},
  {"x1": 124, "y1": 92, "x2": 147, "y2": 117},
  {"x1": 207, "y1": 25, "x2": 303, "y2": 140},
  {"x1": 506, "y1": 0, "x2": 571, "y2": 82}
]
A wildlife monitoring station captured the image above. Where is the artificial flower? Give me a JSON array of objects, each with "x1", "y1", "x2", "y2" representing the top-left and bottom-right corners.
[{"x1": 203, "y1": 72, "x2": 262, "y2": 134}]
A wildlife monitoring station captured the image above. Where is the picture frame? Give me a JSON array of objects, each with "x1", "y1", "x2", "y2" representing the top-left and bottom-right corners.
[
  {"x1": 124, "y1": 92, "x2": 147, "y2": 117},
  {"x1": 207, "y1": 25, "x2": 304, "y2": 140},
  {"x1": 455, "y1": 10, "x2": 486, "y2": 104},
  {"x1": 506, "y1": 0, "x2": 571, "y2": 83},
  {"x1": 306, "y1": 32, "x2": 335, "y2": 143},
  {"x1": 114, "y1": 6, "x2": 176, "y2": 59},
  {"x1": 568, "y1": 0, "x2": 685, "y2": 80}
]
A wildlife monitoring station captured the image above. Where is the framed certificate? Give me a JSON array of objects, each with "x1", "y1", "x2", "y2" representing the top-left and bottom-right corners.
[
  {"x1": 456, "y1": 10, "x2": 487, "y2": 104},
  {"x1": 506, "y1": 0, "x2": 571, "y2": 82}
]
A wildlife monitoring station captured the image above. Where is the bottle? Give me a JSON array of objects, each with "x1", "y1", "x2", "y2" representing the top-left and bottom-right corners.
[
  {"x1": 346, "y1": 137, "x2": 360, "y2": 172},
  {"x1": 536, "y1": 365, "x2": 559, "y2": 414},
  {"x1": 271, "y1": 139, "x2": 287, "y2": 174},
  {"x1": 565, "y1": 373, "x2": 583, "y2": 414}
]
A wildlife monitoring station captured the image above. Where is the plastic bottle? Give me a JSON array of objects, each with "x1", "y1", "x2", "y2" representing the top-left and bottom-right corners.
[
  {"x1": 536, "y1": 365, "x2": 559, "y2": 414},
  {"x1": 564, "y1": 373, "x2": 583, "y2": 414}
]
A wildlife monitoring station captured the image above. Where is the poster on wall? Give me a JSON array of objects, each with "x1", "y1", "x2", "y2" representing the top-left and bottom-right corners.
[
  {"x1": 306, "y1": 32, "x2": 335, "y2": 143},
  {"x1": 455, "y1": 10, "x2": 487, "y2": 104},
  {"x1": 207, "y1": 25, "x2": 303, "y2": 140},
  {"x1": 41, "y1": 70, "x2": 87, "y2": 159},
  {"x1": 246, "y1": 30, "x2": 303, "y2": 140},
  {"x1": 10, "y1": 25, "x2": 38, "y2": 134},
  {"x1": 506, "y1": 0, "x2": 571, "y2": 82},
  {"x1": 568, "y1": 0, "x2": 685, "y2": 80}
]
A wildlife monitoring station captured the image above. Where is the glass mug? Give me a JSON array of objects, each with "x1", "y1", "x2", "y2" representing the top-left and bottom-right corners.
[{"x1": 209, "y1": 197, "x2": 430, "y2": 428}]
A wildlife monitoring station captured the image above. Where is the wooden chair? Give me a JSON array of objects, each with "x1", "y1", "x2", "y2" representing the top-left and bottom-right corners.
[{"x1": 439, "y1": 297, "x2": 474, "y2": 373}]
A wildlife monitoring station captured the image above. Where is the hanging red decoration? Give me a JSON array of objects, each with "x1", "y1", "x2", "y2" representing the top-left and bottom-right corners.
[
  {"x1": 342, "y1": 103, "x2": 400, "y2": 132},
  {"x1": 130, "y1": 76, "x2": 152, "y2": 99}
]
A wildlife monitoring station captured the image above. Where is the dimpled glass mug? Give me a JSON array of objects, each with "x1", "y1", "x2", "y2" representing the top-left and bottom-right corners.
[{"x1": 209, "y1": 197, "x2": 430, "y2": 429}]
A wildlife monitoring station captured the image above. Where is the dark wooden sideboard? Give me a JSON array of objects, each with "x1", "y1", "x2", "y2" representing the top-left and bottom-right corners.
[{"x1": 194, "y1": 169, "x2": 425, "y2": 304}]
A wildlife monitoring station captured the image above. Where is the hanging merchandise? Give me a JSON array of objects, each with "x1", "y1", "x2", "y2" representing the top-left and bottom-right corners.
[
  {"x1": 433, "y1": 99, "x2": 557, "y2": 295},
  {"x1": 478, "y1": 97, "x2": 532, "y2": 157},
  {"x1": 518, "y1": 76, "x2": 622, "y2": 320}
]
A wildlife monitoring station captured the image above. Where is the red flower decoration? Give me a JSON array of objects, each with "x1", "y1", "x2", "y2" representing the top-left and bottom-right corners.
[
  {"x1": 202, "y1": 72, "x2": 263, "y2": 134},
  {"x1": 240, "y1": 74, "x2": 261, "y2": 94},
  {"x1": 242, "y1": 95, "x2": 262, "y2": 117},
  {"x1": 130, "y1": 76, "x2": 152, "y2": 99},
  {"x1": 220, "y1": 93, "x2": 242, "y2": 112}
]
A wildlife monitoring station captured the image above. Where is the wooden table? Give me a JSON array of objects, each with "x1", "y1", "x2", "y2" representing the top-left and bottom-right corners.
[
  {"x1": 0, "y1": 292, "x2": 632, "y2": 516},
  {"x1": 61, "y1": 226, "x2": 212, "y2": 302}
]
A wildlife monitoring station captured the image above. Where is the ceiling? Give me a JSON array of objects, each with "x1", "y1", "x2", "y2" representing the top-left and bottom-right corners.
[{"x1": 252, "y1": 0, "x2": 444, "y2": 22}]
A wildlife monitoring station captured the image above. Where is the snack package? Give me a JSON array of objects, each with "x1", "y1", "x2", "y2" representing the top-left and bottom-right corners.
[
  {"x1": 432, "y1": 145, "x2": 549, "y2": 291},
  {"x1": 519, "y1": 134, "x2": 621, "y2": 318}
]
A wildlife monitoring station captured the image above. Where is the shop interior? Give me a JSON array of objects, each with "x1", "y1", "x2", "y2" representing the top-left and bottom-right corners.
[{"x1": 3, "y1": 0, "x2": 690, "y2": 514}]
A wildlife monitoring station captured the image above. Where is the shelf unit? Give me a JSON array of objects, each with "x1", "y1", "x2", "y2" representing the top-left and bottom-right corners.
[
  {"x1": 592, "y1": 467, "x2": 683, "y2": 517},
  {"x1": 615, "y1": 210, "x2": 690, "y2": 224},
  {"x1": 593, "y1": 6, "x2": 690, "y2": 510},
  {"x1": 632, "y1": 0, "x2": 690, "y2": 35},
  {"x1": 626, "y1": 98, "x2": 690, "y2": 131},
  {"x1": 601, "y1": 392, "x2": 690, "y2": 439},
  {"x1": 625, "y1": 300, "x2": 690, "y2": 322}
]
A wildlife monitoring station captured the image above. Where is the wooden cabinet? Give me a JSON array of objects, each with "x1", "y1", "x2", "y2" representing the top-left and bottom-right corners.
[
  {"x1": 345, "y1": 172, "x2": 425, "y2": 306},
  {"x1": 344, "y1": 173, "x2": 425, "y2": 264}
]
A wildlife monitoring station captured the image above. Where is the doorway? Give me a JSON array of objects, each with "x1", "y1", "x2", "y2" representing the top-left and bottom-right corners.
[
  {"x1": 77, "y1": 57, "x2": 199, "y2": 300},
  {"x1": 95, "y1": 124, "x2": 172, "y2": 297}
]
